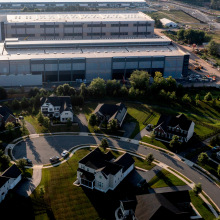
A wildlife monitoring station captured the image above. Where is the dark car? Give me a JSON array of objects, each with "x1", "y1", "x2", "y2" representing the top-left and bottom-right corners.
[
  {"x1": 50, "y1": 156, "x2": 60, "y2": 163},
  {"x1": 23, "y1": 157, "x2": 32, "y2": 165},
  {"x1": 212, "y1": 146, "x2": 220, "y2": 152}
]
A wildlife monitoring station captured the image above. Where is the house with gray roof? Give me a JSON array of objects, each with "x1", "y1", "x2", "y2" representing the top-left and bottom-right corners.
[
  {"x1": 154, "y1": 114, "x2": 195, "y2": 142},
  {"x1": 93, "y1": 103, "x2": 127, "y2": 127},
  {"x1": 40, "y1": 95, "x2": 73, "y2": 122},
  {"x1": 0, "y1": 164, "x2": 22, "y2": 203},
  {"x1": 0, "y1": 105, "x2": 16, "y2": 127},
  {"x1": 77, "y1": 147, "x2": 134, "y2": 193}
]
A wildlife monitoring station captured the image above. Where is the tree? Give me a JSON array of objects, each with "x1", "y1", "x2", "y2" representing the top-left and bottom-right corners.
[
  {"x1": 80, "y1": 83, "x2": 87, "y2": 97},
  {"x1": 21, "y1": 97, "x2": 29, "y2": 109},
  {"x1": 193, "y1": 183, "x2": 202, "y2": 196},
  {"x1": 210, "y1": 135, "x2": 220, "y2": 146},
  {"x1": 88, "y1": 78, "x2": 106, "y2": 97},
  {"x1": 150, "y1": 132, "x2": 156, "y2": 143},
  {"x1": 204, "y1": 92, "x2": 213, "y2": 101},
  {"x1": 198, "y1": 152, "x2": 209, "y2": 165},
  {"x1": 154, "y1": 18, "x2": 163, "y2": 28},
  {"x1": 208, "y1": 40, "x2": 219, "y2": 56},
  {"x1": 56, "y1": 84, "x2": 76, "y2": 96},
  {"x1": 169, "y1": 135, "x2": 181, "y2": 150},
  {"x1": 100, "y1": 138, "x2": 109, "y2": 151},
  {"x1": 108, "y1": 119, "x2": 118, "y2": 133},
  {"x1": 37, "y1": 112, "x2": 44, "y2": 125},
  {"x1": 0, "y1": 87, "x2": 7, "y2": 100},
  {"x1": 28, "y1": 87, "x2": 39, "y2": 97},
  {"x1": 177, "y1": 29, "x2": 185, "y2": 40},
  {"x1": 182, "y1": 94, "x2": 191, "y2": 104},
  {"x1": 217, "y1": 165, "x2": 220, "y2": 177},
  {"x1": 0, "y1": 154, "x2": 10, "y2": 170},
  {"x1": 33, "y1": 94, "x2": 41, "y2": 109},
  {"x1": 5, "y1": 122, "x2": 15, "y2": 132},
  {"x1": 106, "y1": 79, "x2": 121, "y2": 96},
  {"x1": 11, "y1": 99, "x2": 21, "y2": 110},
  {"x1": 66, "y1": 118, "x2": 72, "y2": 130},
  {"x1": 43, "y1": 117, "x2": 50, "y2": 128},
  {"x1": 128, "y1": 87, "x2": 136, "y2": 99},
  {"x1": 17, "y1": 159, "x2": 27, "y2": 173},
  {"x1": 146, "y1": 153, "x2": 154, "y2": 165},
  {"x1": 89, "y1": 114, "x2": 97, "y2": 127},
  {"x1": 129, "y1": 70, "x2": 150, "y2": 91},
  {"x1": 119, "y1": 85, "x2": 128, "y2": 97},
  {"x1": 195, "y1": 94, "x2": 200, "y2": 105}
]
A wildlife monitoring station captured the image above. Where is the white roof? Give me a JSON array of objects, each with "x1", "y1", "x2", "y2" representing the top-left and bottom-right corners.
[
  {"x1": 0, "y1": 44, "x2": 185, "y2": 60},
  {"x1": 6, "y1": 12, "x2": 153, "y2": 23},
  {"x1": 0, "y1": 0, "x2": 145, "y2": 3},
  {"x1": 160, "y1": 18, "x2": 177, "y2": 25}
]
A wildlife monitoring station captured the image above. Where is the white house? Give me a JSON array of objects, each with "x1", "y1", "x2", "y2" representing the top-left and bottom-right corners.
[
  {"x1": 154, "y1": 114, "x2": 195, "y2": 142},
  {"x1": 40, "y1": 95, "x2": 73, "y2": 122},
  {"x1": 160, "y1": 18, "x2": 178, "y2": 28},
  {"x1": 77, "y1": 148, "x2": 134, "y2": 193},
  {"x1": 0, "y1": 164, "x2": 22, "y2": 203}
]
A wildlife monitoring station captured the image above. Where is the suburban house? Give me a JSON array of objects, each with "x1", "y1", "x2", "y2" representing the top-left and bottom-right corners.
[
  {"x1": 40, "y1": 95, "x2": 73, "y2": 122},
  {"x1": 93, "y1": 103, "x2": 127, "y2": 127},
  {"x1": 154, "y1": 114, "x2": 195, "y2": 142},
  {"x1": 77, "y1": 148, "x2": 134, "y2": 193},
  {"x1": 0, "y1": 164, "x2": 22, "y2": 203},
  {"x1": 118, "y1": 191, "x2": 191, "y2": 220},
  {"x1": 0, "y1": 105, "x2": 16, "y2": 127}
]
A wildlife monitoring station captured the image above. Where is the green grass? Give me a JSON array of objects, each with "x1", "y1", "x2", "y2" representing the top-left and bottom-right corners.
[
  {"x1": 148, "y1": 169, "x2": 186, "y2": 188},
  {"x1": 31, "y1": 148, "x2": 100, "y2": 220},
  {"x1": 141, "y1": 136, "x2": 168, "y2": 150},
  {"x1": 167, "y1": 167, "x2": 192, "y2": 183},
  {"x1": 31, "y1": 148, "x2": 159, "y2": 219},
  {"x1": 25, "y1": 115, "x2": 80, "y2": 133},
  {"x1": 126, "y1": 103, "x2": 160, "y2": 138},
  {"x1": 189, "y1": 191, "x2": 215, "y2": 220},
  {"x1": 146, "y1": 10, "x2": 200, "y2": 24},
  {"x1": 133, "y1": 156, "x2": 155, "y2": 170}
]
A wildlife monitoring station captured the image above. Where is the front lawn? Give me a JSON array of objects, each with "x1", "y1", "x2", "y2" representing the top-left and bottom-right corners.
[
  {"x1": 148, "y1": 169, "x2": 186, "y2": 188},
  {"x1": 189, "y1": 191, "x2": 215, "y2": 220},
  {"x1": 31, "y1": 148, "x2": 99, "y2": 220},
  {"x1": 25, "y1": 115, "x2": 80, "y2": 133},
  {"x1": 141, "y1": 136, "x2": 168, "y2": 150}
]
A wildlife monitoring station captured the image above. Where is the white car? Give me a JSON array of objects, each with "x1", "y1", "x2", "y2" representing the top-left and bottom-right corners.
[{"x1": 61, "y1": 150, "x2": 69, "y2": 157}]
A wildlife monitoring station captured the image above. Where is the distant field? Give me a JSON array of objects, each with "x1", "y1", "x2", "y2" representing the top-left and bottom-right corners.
[{"x1": 146, "y1": 10, "x2": 200, "y2": 23}]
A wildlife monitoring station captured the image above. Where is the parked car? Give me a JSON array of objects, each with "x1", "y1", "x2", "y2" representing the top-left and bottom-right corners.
[
  {"x1": 212, "y1": 146, "x2": 220, "y2": 152},
  {"x1": 50, "y1": 156, "x2": 60, "y2": 163},
  {"x1": 23, "y1": 157, "x2": 32, "y2": 165},
  {"x1": 19, "y1": 116, "x2": 24, "y2": 120},
  {"x1": 61, "y1": 150, "x2": 69, "y2": 157},
  {"x1": 146, "y1": 124, "x2": 153, "y2": 131},
  {"x1": 216, "y1": 152, "x2": 220, "y2": 160}
]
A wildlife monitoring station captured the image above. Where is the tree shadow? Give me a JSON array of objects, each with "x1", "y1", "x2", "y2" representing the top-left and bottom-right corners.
[{"x1": 26, "y1": 139, "x2": 42, "y2": 163}]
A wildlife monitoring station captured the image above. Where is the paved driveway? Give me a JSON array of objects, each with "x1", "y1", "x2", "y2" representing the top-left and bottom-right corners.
[
  {"x1": 74, "y1": 113, "x2": 89, "y2": 132},
  {"x1": 12, "y1": 135, "x2": 220, "y2": 208}
]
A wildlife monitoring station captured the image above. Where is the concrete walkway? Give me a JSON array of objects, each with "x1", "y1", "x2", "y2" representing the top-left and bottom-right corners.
[
  {"x1": 25, "y1": 120, "x2": 36, "y2": 134},
  {"x1": 137, "y1": 165, "x2": 162, "y2": 182},
  {"x1": 149, "y1": 185, "x2": 191, "y2": 194},
  {"x1": 15, "y1": 165, "x2": 43, "y2": 197}
]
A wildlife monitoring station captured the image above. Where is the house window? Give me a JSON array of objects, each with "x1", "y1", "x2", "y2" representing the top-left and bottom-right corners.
[
  {"x1": 49, "y1": 108, "x2": 53, "y2": 111},
  {"x1": 65, "y1": 113, "x2": 68, "y2": 115},
  {"x1": 99, "y1": 175, "x2": 102, "y2": 179},
  {"x1": 87, "y1": 168, "x2": 89, "y2": 171},
  {"x1": 98, "y1": 182, "x2": 103, "y2": 187}
]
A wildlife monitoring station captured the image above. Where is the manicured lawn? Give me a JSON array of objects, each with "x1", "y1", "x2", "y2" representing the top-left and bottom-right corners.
[
  {"x1": 25, "y1": 115, "x2": 80, "y2": 133},
  {"x1": 141, "y1": 136, "x2": 168, "y2": 150},
  {"x1": 126, "y1": 103, "x2": 160, "y2": 138},
  {"x1": 148, "y1": 169, "x2": 186, "y2": 188},
  {"x1": 189, "y1": 191, "x2": 215, "y2": 220},
  {"x1": 133, "y1": 156, "x2": 155, "y2": 170},
  {"x1": 31, "y1": 148, "x2": 100, "y2": 220}
]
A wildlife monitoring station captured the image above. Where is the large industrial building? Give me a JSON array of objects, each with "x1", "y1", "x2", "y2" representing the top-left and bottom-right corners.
[
  {"x1": 0, "y1": 12, "x2": 154, "y2": 40},
  {"x1": 0, "y1": 0, "x2": 147, "y2": 9},
  {"x1": 0, "y1": 11, "x2": 190, "y2": 87}
]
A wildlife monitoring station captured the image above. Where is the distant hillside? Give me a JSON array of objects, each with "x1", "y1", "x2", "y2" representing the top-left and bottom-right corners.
[{"x1": 173, "y1": 0, "x2": 220, "y2": 9}]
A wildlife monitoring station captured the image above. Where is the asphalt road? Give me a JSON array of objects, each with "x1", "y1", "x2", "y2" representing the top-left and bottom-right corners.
[{"x1": 12, "y1": 135, "x2": 220, "y2": 208}]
